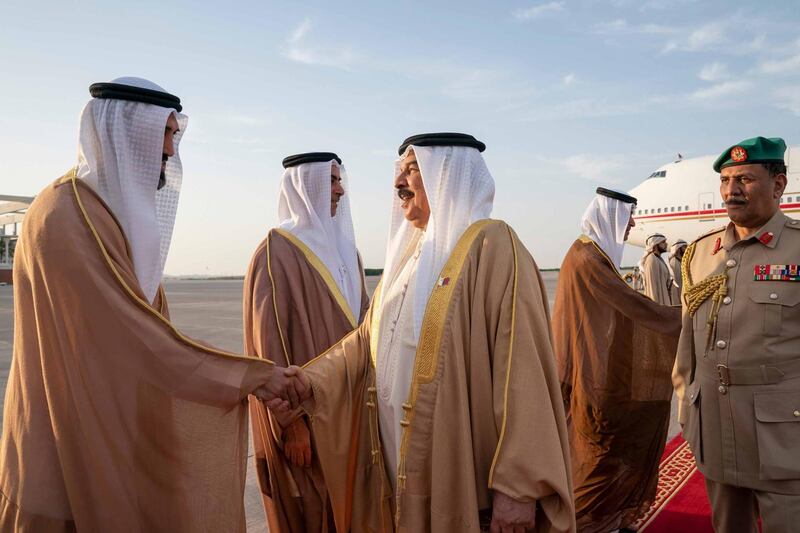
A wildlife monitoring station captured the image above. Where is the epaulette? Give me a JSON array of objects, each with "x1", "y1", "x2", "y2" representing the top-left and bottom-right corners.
[
  {"x1": 691, "y1": 224, "x2": 726, "y2": 244},
  {"x1": 785, "y1": 218, "x2": 800, "y2": 230}
]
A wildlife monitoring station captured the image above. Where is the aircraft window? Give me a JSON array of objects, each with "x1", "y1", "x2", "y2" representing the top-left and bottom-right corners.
[
  {"x1": 677, "y1": 206, "x2": 682, "y2": 212},
  {"x1": 707, "y1": 204, "x2": 712, "y2": 209},
  {"x1": 686, "y1": 205, "x2": 690, "y2": 211},
  {"x1": 671, "y1": 207, "x2": 675, "y2": 212},
  {"x1": 657, "y1": 208, "x2": 662, "y2": 213}
]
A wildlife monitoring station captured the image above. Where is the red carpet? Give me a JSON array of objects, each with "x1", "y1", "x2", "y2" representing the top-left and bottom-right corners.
[{"x1": 632, "y1": 435, "x2": 714, "y2": 532}]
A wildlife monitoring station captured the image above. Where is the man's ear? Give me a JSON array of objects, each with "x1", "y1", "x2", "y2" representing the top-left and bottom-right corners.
[{"x1": 774, "y1": 173, "x2": 788, "y2": 199}]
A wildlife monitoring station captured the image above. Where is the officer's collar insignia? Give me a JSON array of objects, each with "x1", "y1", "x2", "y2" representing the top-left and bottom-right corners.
[
  {"x1": 730, "y1": 146, "x2": 748, "y2": 163},
  {"x1": 754, "y1": 264, "x2": 800, "y2": 281},
  {"x1": 759, "y1": 231, "x2": 775, "y2": 245},
  {"x1": 712, "y1": 237, "x2": 722, "y2": 255}
]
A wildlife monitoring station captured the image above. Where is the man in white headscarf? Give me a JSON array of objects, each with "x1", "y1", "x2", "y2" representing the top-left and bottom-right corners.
[
  {"x1": 553, "y1": 187, "x2": 681, "y2": 532},
  {"x1": 282, "y1": 133, "x2": 574, "y2": 533},
  {"x1": 0, "y1": 78, "x2": 305, "y2": 533},
  {"x1": 244, "y1": 152, "x2": 369, "y2": 533},
  {"x1": 641, "y1": 233, "x2": 673, "y2": 305},
  {"x1": 667, "y1": 239, "x2": 687, "y2": 304}
]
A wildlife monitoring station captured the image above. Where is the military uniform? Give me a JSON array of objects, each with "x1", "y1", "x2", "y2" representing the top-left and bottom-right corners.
[
  {"x1": 675, "y1": 212, "x2": 800, "y2": 486},
  {"x1": 674, "y1": 136, "x2": 800, "y2": 532}
]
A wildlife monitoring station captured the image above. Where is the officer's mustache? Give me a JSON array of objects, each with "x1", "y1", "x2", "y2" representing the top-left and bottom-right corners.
[
  {"x1": 725, "y1": 198, "x2": 747, "y2": 206},
  {"x1": 397, "y1": 187, "x2": 414, "y2": 202}
]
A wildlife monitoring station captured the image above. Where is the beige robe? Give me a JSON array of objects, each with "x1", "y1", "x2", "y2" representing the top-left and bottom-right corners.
[
  {"x1": 244, "y1": 229, "x2": 369, "y2": 533},
  {"x1": 302, "y1": 220, "x2": 574, "y2": 533},
  {"x1": 0, "y1": 170, "x2": 275, "y2": 532},
  {"x1": 642, "y1": 252, "x2": 673, "y2": 305},
  {"x1": 668, "y1": 255, "x2": 683, "y2": 305},
  {"x1": 554, "y1": 237, "x2": 681, "y2": 532}
]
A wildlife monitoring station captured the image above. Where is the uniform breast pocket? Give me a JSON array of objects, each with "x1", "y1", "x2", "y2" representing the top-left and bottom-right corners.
[
  {"x1": 754, "y1": 390, "x2": 800, "y2": 480},
  {"x1": 748, "y1": 285, "x2": 800, "y2": 337}
]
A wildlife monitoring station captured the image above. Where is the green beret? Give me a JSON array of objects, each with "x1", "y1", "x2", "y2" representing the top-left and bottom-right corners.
[{"x1": 713, "y1": 136, "x2": 786, "y2": 173}]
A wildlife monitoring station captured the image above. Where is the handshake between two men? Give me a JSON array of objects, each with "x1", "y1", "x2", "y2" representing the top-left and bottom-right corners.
[{"x1": 253, "y1": 365, "x2": 313, "y2": 411}]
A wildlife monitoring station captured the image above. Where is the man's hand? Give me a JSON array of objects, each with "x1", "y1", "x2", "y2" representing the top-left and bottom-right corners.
[
  {"x1": 490, "y1": 491, "x2": 536, "y2": 533},
  {"x1": 254, "y1": 365, "x2": 312, "y2": 408},
  {"x1": 283, "y1": 418, "x2": 312, "y2": 467}
]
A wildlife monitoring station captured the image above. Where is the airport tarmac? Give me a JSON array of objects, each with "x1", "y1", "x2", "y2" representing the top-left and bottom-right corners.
[{"x1": 0, "y1": 272, "x2": 679, "y2": 532}]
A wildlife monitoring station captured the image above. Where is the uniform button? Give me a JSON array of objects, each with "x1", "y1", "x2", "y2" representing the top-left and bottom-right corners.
[
  {"x1": 718, "y1": 385, "x2": 728, "y2": 394},
  {"x1": 723, "y1": 296, "x2": 732, "y2": 305},
  {"x1": 769, "y1": 293, "x2": 779, "y2": 300},
  {"x1": 794, "y1": 410, "x2": 800, "y2": 417},
  {"x1": 689, "y1": 393, "x2": 695, "y2": 400},
  {"x1": 726, "y1": 259, "x2": 737, "y2": 268},
  {"x1": 716, "y1": 340, "x2": 727, "y2": 349}
]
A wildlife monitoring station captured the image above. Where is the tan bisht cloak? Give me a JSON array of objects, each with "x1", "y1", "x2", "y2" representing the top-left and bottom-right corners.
[
  {"x1": 0, "y1": 170, "x2": 276, "y2": 533},
  {"x1": 642, "y1": 252, "x2": 673, "y2": 305},
  {"x1": 244, "y1": 228, "x2": 369, "y2": 533},
  {"x1": 553, "y1": 236, "x2": 681, "y2": 532},
  {"x1": 302, "y1": 220, "x2": 574, "y2": 533}
]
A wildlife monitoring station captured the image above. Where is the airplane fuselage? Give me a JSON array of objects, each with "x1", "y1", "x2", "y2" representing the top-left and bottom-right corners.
[{"x1": 627, "y1": 148, "x2": 800, "y2": 247}]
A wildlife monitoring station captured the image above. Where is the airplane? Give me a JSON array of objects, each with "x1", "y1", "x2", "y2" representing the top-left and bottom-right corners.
[
  {"x1": 0, "y1": 195, "x2": 33, "y2": 284},
  {"x1": 627, "y1": 146, "x2": 800, "y2": 248}
]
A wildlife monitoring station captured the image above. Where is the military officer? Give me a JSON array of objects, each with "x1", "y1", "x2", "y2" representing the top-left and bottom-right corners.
[{"x1": 673, "y1": 136, "x2": 800, "y2": 532}]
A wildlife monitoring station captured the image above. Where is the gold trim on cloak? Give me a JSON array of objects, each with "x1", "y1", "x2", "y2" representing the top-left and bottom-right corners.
[
  {"x1": 273, "y1": 229, "x2": 358, "y2": 329},
  {"x1": 67, "y1": 168, "x2": 272, "y2": 364},
  {"x1": 369, "y1": 280, "x2": 384, "y2": 368},
  {"x1": 578, "y1": 234, "x2": 626, "y2": 279},
  {"x1": 394, "y1": 218, "x2": 494, "y2": 522},
  {"x1": 487, "y1": 224, "x2": 520, "y2": 487}
]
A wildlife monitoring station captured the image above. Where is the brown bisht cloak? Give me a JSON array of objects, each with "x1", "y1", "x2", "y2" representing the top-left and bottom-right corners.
[
  {"x1": 0, "y1": 171, "x2": 276, "y2": 533},
  {"x1": 244, "y1": 229, "x2": 369, "y2": 533},
  {"x1": 302, "y1": 220, "x2": 575, "y2": 533},
  {"x1": 553, "y1": 236, "x2": 681, "y2": 532}
]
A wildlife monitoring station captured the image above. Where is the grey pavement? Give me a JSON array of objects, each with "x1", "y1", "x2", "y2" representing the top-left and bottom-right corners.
[{"x1": 0, "y1": 272, "x2": 679, "y2": 531}]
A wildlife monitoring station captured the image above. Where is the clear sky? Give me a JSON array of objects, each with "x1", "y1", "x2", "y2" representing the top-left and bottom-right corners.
[{"x1": 2, "y1": 0, "x2": 799, "y2": 273}]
